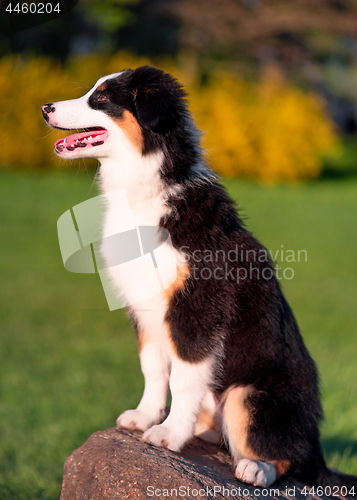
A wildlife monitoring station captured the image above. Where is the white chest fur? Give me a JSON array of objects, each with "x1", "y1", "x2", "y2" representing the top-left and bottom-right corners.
[{"x1": 98, "y1": 154, "x2": 182, "y2": 343}]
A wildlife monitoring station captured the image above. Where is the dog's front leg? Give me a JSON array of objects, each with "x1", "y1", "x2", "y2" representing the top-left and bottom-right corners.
[
  {"x1": 117, "y1": 340, "x2": 170, "y2": 432},
  {"x1": 142, "y1": 356, "x2": 213, "y2": 452}
]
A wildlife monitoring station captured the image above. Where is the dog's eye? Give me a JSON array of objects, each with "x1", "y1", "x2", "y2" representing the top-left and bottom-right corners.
[{"x1": 97, "y1": 95, "x2": 107, "y2": 102}]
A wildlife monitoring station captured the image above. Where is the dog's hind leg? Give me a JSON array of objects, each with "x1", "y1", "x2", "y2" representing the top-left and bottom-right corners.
[{"x1": 222, "y1": 385, "x2": 291, "y2": 487}]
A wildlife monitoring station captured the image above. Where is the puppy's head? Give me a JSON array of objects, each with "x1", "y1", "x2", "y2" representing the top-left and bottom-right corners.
[{"x1": 42, "y1": 66, "x2": 187, "y2": 161}]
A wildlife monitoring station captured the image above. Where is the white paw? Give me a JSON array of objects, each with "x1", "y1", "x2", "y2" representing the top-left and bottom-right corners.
[
  {"x1": 235, "y1": 458, "x2": 276, "y2": 487},
  {"x1": 116, "y1": 409, "x2": 165, "y2": 432},
  {"x1": 142, "y1": 424, "x2": 186, "y2": 452}
]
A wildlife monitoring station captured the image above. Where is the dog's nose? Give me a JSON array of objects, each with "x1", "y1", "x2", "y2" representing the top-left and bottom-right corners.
[
  {"x1": 42, "y1": 103, "x2": 55, "y2": 114},
  {"x1": 42, "y1": 103, "x2": 55, "y2": 122}
]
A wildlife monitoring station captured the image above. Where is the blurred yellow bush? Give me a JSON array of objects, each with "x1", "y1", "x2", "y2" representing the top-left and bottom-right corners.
[
  {"x1": 0, "y1": 54, "x2": 338, "y2": 180},
  {"x1": 189, "y1": 69, "x2": 338, "y2": 181}
]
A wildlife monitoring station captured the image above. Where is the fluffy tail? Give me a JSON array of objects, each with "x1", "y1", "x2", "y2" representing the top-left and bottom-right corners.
[
  {"x1": 317, "y1": 467, "x2": 357, "y2": 498},
  {"x1": 294, "y1": 440, "x2": 357, "y2": 498}
]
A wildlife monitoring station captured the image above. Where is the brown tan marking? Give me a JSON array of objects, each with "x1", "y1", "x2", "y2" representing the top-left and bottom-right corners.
[
  {"x1": 271, "y1": 459, "x2": 292, "y2": 479},
  {"x1": 195, "y1": 391, "x2": 223, "y2": 445},
  {"x1": 195, "y1": 408, "x2": 222, "y2": 444},
  {"x1": 164, "y1": 264, "x2": 190, "y2": 358},
  {"x1": 164, "y1": 264, "x2": 190, "y2": 303},
  {"x1": 222, "y1": 386, "x2": 292, "y2": 480},
  {"x1": 197, "y1": 408, "x2": 217, "y2": 431},
  {"x1": 96, "y1": 82, "x2": 107, "y2": 92},
  {"x1": 221, "y1": 385, "x2": 260, "y2": 463},
  {"x1": 115, "y1": 110, "x2": 143, "y2": 151},
  {"x1": 137, "y1": 330, "x2": 150, "y2": 353}
]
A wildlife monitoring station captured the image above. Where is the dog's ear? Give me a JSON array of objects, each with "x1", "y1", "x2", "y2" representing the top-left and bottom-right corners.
[{"x1": 130, "y1": 66, "x2": 184, "y2": 134}]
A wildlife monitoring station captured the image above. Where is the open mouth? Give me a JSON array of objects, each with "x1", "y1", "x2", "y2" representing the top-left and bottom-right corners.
[{"x1": 55, "y1": 127, "x2": 108, "y2": 153}]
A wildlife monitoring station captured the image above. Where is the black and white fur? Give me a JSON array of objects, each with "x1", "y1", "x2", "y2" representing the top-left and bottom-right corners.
[{"x1": 42, "y1": 66, "x2": 357, "y2": 491}]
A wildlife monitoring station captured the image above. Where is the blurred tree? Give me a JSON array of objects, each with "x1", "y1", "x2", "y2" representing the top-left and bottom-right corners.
[
  {"x1": 165, "y1": 0, "x2": 357, "y2": 131},
  {"x1": 79, "y1": 0, "x2": 137, "y2": 33},
  {"x1": 168, "y1": 0, "x2": 357, "y2": 66},
  {"x1": 76, "y1": 0, "x2": 138, "y2": 51},
  {"x1": 0, "y1": 0, "x2": 140, "y2": 59},
  {"x1": 115, "y1": 0, "x2": 179, "y2": 57},
  {"x1": 0, "y1": 0, "x2": 178, "y2": 59}
]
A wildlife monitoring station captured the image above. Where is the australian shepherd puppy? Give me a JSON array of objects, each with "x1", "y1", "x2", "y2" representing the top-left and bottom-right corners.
[{"x1": 42, "y1": 66, "x2": 357, "y2": 491}]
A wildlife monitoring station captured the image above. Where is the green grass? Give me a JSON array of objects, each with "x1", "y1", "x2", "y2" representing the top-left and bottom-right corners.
[{"x1": 0, "y1": 169, "x2": 356, "y2": 499}]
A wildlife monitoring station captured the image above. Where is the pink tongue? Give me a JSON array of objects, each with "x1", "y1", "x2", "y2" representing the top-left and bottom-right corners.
[{"x1": 55, "y1": 130, "x2": 108, "y2": 151}]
